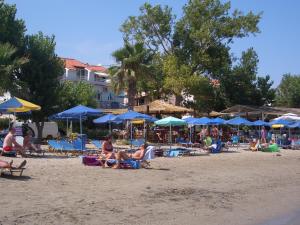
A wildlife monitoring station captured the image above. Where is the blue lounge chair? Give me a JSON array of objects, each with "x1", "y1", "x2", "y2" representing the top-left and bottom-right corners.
[
  {"x1": 131, "y1": 139, "x2": 145, "y2": 147},
  {"x1": 211, "y1": 140, "x2": 222, "y2": 153},
  {"x1": 60, "y1": 140, "x2": 76, "y2": 152},
  {"x1": 91, "y1": 140, "x2": 102, "y2": 149},
  {"x1": 48, "y1": 140, "x2": 63, "y2": 152},
  {"x1": 72, "y1": 138, "x2": 86, "y2": 151}
]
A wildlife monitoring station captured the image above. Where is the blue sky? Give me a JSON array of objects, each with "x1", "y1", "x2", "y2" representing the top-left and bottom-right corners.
[{"x1": 6, "y1": 0, "x2": 300, "y2": 86}]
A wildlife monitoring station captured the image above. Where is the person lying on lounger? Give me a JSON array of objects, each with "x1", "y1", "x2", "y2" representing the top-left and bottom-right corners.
[
  {"x1": 3, "y1": 127, "x2": 26, "y2": 157},
  {"x1": 112, "y1": 143, "x2": 148, "y2": 169},
  {"x1": 0, "y1": 159, "x2": 27, "y2": 169}
]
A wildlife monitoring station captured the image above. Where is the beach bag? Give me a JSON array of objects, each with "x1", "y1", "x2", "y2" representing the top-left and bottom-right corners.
[{"x1": 82, "y1": 156, "x2": 101, "y2": 166}]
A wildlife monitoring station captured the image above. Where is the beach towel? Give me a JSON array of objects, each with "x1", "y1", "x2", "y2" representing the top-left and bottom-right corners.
[{"x1": 82, "y1": 156, "x2": 102, "y2": 166}]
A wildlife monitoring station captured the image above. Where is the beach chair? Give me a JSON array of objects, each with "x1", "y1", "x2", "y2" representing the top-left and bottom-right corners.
[
  {"x1": 211, "y1": 140, "x2": 222, "y2": 153},
  {"x1": 131, "y1": 139, "x2": 145, "y2": 147},
  {"x1": 109, "y1": 146, "x2": 156, "y2": 169},
  {"x1": 48, "y1": 140, "x2": 63, "y2": 152},
  {"x1": 91, "y1": 140, "x2": 102, "y2": 149},
  {"x1": 0, "y1": 160, "x2": 26, "y2": 176}
]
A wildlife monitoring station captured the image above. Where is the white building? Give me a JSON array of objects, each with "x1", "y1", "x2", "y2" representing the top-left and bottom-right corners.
[{"x1": 61, "y1": 58, "x2": 126, "y2": 109}]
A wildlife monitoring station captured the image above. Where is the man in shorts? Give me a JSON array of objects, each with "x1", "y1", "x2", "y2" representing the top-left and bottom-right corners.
[{"x1": 3, "y1": 127, "x2": 26, "y2": 157}]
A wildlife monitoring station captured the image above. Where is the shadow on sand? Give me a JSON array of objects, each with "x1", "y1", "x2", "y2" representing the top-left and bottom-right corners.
[{"x1": 0, "y1": 175, "x2": 31, "y2": 181}]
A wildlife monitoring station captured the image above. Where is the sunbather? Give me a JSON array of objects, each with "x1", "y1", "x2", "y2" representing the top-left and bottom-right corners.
[
  {"x1": 23, "y1": 131, "x2": 43, "y2": 153},
  {"x1": 3, "y1": 127, "x2": 26, "y2": 157},
  {"x1": 0, "y1": 159, "x2": 27, "y2": 169},
  {"x1": 249, "y1": 138, "x2": 260, "y2": 151},
  {"x1": 112, "y1": 143, "x2": 148, "y2": 169},
  {"x1": 102, "y1": 135, "x2": 115, "y2": 159}
]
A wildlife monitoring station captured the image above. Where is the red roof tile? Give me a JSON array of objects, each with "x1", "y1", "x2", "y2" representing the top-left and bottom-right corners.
[
  {"x1": 61, "y1": 57, "x2": 107, "y2": 72},
  {"x1": 86, "y1": 65, "x2": 107, "y2": 72}
]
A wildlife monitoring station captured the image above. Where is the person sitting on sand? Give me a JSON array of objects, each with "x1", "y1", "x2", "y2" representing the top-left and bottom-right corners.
[
  {"x1": 23, "y1": 131, "x2": 42, "y2": 154},
  {"x1": 3, "y1": 127, "x2": 26, "y2": 157},
  {"x1": 102, "y1": 135, "x2": 115, "y2": 159},
  {"x1": 249, "y1": 138, "x2": 260, "y2": 151},
  {"x1": 0, "y1": 159, "x2": 27, "y2": 169},
  {"x1": 112, "y1": 143, "x2": 148, "y2": 169}
]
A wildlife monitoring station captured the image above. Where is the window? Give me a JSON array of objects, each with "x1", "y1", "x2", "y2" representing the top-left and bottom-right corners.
[
  {"x1": 103, "y1": 87, "x2": 108, "y2": 92},
  {"x1": 76, "y1": 69, "x2": 86, "y2": 80},
  {"x1": 94, "y1": 75, "x2": 106, "y2": 82}
]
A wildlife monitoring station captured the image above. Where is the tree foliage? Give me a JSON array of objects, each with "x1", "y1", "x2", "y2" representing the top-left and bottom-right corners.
[
  {"x1": 14, "y1": 32, "x2": 64, "y2": 139},
  {"x1": 118, "y1": 0, "x2": 272, "y2": 111},
  {"x1": 58, "y1": 80, "x2": 97, "y2": 110},
  {"x1": 110, "y1": 42, "x2": 154, "y2": 109},
  {"x1": 276, "y1": 74, "x2": 300, "y2": 108}
]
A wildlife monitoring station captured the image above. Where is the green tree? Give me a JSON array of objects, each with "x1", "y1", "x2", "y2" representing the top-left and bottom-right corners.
[
  {"x1": 0, "y1": 0, "x2": 26, "y2": 48},
  {"x1": 110, "y1": 42, "x2": 153, "y2": 109},
  {"x1": 0, "y1": 0, "x2": 27, "y2": 94},
  {"x1": 276, "y1": 74, "x2": 300, "y2": 107},
  {"x1": 0, "y1": 43, "x2": 27, "y2": 94},
  {"x1": 14, "y1": 32, "x2": 64, "y2": 140},
  {"x1": 222, "y1": 48, "x2": 275, "y2": 106},
  {"x1": 58, "y1": 80, "x2": 97, "y2": 110},
  {"x1": 120, "y1": 0, "x2": 262, "y2": 109}
]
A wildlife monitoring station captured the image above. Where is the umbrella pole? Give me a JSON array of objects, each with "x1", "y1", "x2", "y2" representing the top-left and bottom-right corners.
[
  {"x1": 80, "y1": 115, "x2": 83, "y2": 150},
  {"x1": 66, "y1": 118, "x2": 68, "y2": 137},
  {"x1": 130, "y1": 121, "x2": 133, "y2": 149},
  {"x1": 144, "y1": 119, "x2": 146, "y2": 140},
  {"x1": 169, "y1": 123, "x2": 172, "y2": 150},
  {"x1": 109, "y1": 122, "x2": 112, "y2": 134}
]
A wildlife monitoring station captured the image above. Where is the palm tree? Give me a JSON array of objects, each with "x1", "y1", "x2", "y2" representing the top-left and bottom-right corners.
[
  {"x1": 110, "y1": 42, "x2": 153, "y2": 109},
  {"x1": 0, "y1": 43, "x2": 28, "y2": 94}
]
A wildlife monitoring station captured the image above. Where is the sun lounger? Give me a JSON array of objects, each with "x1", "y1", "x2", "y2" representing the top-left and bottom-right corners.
[
  {"x1": 0, "y1": 160, "x2": 26, "y2": 176},
  {"x1": 48, "y1": 140, "x2": 63, "y2": 151},
  {"x1": 91, "y1": 140, "x2": 102, "y2": 149}
]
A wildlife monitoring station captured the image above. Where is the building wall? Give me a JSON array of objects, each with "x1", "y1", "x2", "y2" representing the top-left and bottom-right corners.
[{"x1": 63, "y1": 68, "x2": 126, "y2": 109}]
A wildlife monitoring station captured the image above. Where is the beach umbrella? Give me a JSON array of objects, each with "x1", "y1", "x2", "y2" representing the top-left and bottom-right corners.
[
  {"x1": 274, "y1": 113, "x2": 300, "y2": 121},
  {"x1": 193, "y1": 117, "x2": 212, "y2": 125},
  {"x1": 93, "y1": 114, "x2": 122, "y2": 134},
  {"x1": 287, "y1": 121, "x2": 300, "y2": 128},
  {"x1": 0, "y1": 97, "x2": 41, "y2": 113},
  {"x1": 155, "y1": 116, "x2": 187, "y2": 149},
  {"x1": 225, "y1": 117, "x2": 253, "y2": 126},
  {"x1": 55, "y1": 105, "x2": 102, "y2": 149},
  {"x1": 208, "y1": 117, "x2": 226, "y2": 125},
  {"x1": 0, "y1": 97, "x2": 41, "y2": 128},
  {"x1": 115, "y1": 110, "x2": 157, "y2": 145},
  {"x1": 251, "y1": 120, "x2": 269, "y2": 126},
  {"x1": 268, "y1": 119, "x2": 291, "y2": 127}
]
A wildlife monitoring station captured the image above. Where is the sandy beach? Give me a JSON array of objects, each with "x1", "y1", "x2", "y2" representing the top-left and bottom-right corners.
[{"x1": 1, "y1": 148, "x2": 300, "y2": 225}]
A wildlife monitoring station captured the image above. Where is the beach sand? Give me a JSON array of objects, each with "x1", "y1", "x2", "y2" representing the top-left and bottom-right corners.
[{"x1": 0, "y1": 148, "x2": 300, "y2": 225}]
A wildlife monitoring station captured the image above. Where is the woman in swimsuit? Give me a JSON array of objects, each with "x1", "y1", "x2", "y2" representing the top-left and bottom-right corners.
[{"x1": 101, "y1": 135, "x2": 115, "y2": 159}]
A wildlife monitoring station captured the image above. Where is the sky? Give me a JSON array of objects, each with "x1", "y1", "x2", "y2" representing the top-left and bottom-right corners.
[{"x1": 6, "y1": 0, "x2": 300, "y2": 87}]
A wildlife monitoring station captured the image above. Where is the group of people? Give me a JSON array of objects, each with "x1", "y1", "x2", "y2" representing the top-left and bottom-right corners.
[
  {"x1": 1, "y1": 127, "x2": 42, "y2": 157},
  {"x1": 100, "y1": 135, "x2": 147, "y2": 169}
]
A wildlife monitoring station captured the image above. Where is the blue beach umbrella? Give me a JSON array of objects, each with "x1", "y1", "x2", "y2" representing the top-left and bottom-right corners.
[
  {"x1": 209, "y1": 117, "x2": 226, "y2": 125},
  {"x1": 225, "y1": 117, "x2": 253, "y2": 126},
  {"x1": 252, "y1": 120, "x2": 269, "y2": 126},
  {"x1": 55, "y1": 105, "x2": 102, "y2": 135},
  {"x1": 93, "y1": 114, "x2": 122, "y2": 134},
  {"x1": 287, "y1": 121, "x2": 300, "y2": 128},
  {"x1": 115, "y1": 110, "x2": 157, "y2": 145}
]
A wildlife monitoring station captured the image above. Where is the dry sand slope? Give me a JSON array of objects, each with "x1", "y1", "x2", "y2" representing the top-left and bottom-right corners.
[{"x1": 0, "y1": 150, "x2": 300, "y2": 225}]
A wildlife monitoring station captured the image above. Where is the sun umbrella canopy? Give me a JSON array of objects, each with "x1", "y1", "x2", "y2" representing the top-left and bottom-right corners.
[
  {"x1": 155, "y1": 116, "x2": 187, "y2": 126},
  {"x1": 225, "y1": 117, "x2": 252, "y2": 126},
  {"x1": 56, "y1": 105, "x2": 102, "y2": 118},
  {"x1": 93, "y1": 114, "x2": 121, "y2": 124},
  {"x1": 251, "y1": 120, "x2": 269, "y2": 126},
  {"x1": 115, "y1": 110, "x2": 157, "y2": 122},
  {"x1": 274, "y1": 113, "x2": 300, "y2": 121},
  {"x1": 208, "y1": 117, "x2": 226, "y2": 125},
  {"x1": 49, "y1": 113, "x2": 86, "y2": 121},
  {"x1": 0, "y1": 97, "x2": 41, "y2": 113},
  {"x1": 287, "y1": 121, "x2": 300, "y2": 128},
  {"x1": 192, "y1": 117, "x2": 212, "y2": 125},
  {"x1": 268, "y1": 119, "x2": 291, "y2": 127}
]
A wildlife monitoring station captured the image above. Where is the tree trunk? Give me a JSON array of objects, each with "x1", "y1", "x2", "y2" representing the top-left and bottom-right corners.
[
  {"x1": 127, "y1": 79, "x2": 137, "y2": 110},
  {"x1": 35, "y1": 121, "x2": 44, "y2": 143},
  {"x1": 175, "y1": 94, "x2": 183, "y2": 106}
]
